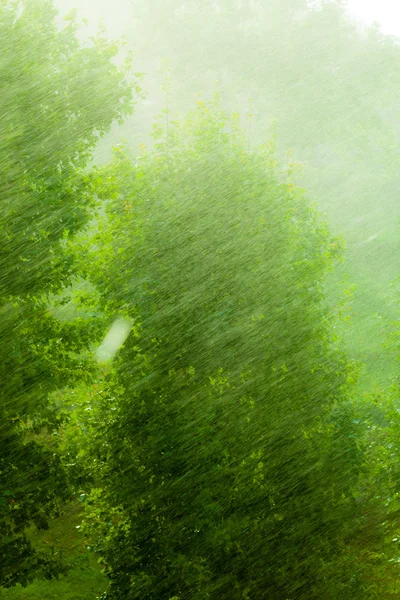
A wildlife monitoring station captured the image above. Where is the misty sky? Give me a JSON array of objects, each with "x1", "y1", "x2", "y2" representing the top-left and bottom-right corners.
[
  {"x1": 347, "y1": 0, "x2": 400, "y2": 34},
  {"x1": 54, "y1": 1, "x2": 400, "y2": 38}
]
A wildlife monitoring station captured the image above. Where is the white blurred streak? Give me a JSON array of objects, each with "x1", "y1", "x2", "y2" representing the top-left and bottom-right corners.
[{"x1": 96, "y1": 317, "x2": 133, "y2": 363}]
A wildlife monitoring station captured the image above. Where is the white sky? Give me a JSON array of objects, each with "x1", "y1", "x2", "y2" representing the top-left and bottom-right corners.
[
  {"x1": 52, "y1": 1, "x2": 400, "y2": 39},
  {"x1": 347, "y1": 0, "x2": 400, "y2": 35}
]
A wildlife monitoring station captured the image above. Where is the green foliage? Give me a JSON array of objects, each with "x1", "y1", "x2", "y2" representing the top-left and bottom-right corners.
[
  {"x1": 0, "y1": 0, "x2": 137, "y2": 587},
  {"x1": 127, "y1": 0, "x2": 400, "y2": 387},
  {"x1": 77, "y1": 102, "x2": 384, "y2": 598},
  {"x1": 0, "y1": 0, "x2": 134, "y2": 297},
  {"x1": 3, "y1": 1, "x2": 400, "y2": 595}
]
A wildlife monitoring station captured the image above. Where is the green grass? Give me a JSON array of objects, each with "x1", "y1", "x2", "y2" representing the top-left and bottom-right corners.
[
  {"x1": 0, "y1": 569, "x2": 107, "y2": 600},
  {"x1": 0, "y1": 502, "x2": 108, "y2": 600}
]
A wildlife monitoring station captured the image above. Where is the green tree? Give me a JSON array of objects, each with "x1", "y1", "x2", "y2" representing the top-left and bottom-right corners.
[
  {"x1": 79, "y1": 102, "x2": 382, "y2": 599},
  {"x1": 125, "y1": 0, "x2": 400, "y2": 387},
  {"x1": 0, "y1": 0, "x2": 136, "y2": 587}
]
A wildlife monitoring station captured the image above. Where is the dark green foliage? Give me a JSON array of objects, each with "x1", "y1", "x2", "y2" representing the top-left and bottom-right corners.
[
  {"x1": 0, "y1": 0, "x2": 133, "y2": 297},
  {"x1": 80, "y1": 103, "x2": 381, "y2": 598},
  {"x1": 0, "y1": 0, "x2": 135, "y2": 587}
]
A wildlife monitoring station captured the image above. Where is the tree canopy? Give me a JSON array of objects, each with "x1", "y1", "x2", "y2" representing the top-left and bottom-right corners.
[
  {"x1": 73, "y1": 102, "x2": 386, "y2": 599},
  {"x1": 0, "y1": 0, "x2": 135, "y2": 587},
  {"x1": 124, "y1": 0, "x2": 400, "y2": 387}
]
